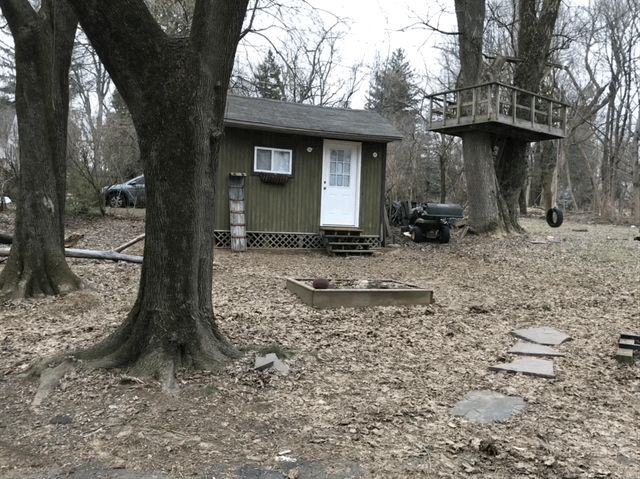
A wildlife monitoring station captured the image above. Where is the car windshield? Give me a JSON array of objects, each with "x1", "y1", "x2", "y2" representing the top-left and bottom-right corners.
[{"x1": 128, "y1": 176, "x2": 144, "y2": 185}]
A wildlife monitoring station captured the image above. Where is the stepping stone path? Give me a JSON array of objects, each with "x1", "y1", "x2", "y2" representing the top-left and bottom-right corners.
[
  {"x1": 511, "y1": 326, "x2": 571, "y2": 346},
  {"x1": 254, "y1": 353, "x2": 290, "y2": 375},
  {"x1": 490, "y1": 326, "x2": 571, "y2": 380},
  {"x1": 453, "y1": 326, "x2": 571, "y2": 424},
  {"x1": 452, "y1": 390, "x2": 526, "y2": 423},
  {"x1": 508, "y1": 341, "x2": 564, "y2": 357},
  {"x1": 489, "y1": 357, "x2": 555, "y2": 379}
]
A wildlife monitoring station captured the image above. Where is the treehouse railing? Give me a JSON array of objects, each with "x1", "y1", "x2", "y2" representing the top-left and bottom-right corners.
[{"x1": 427, "y1": 82, "x2": 568, "y2": 138}]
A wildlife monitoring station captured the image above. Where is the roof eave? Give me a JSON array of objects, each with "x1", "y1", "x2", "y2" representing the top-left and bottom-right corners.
[{"x1": 224, "y1": 120, "x2": 403, "y2": 143}]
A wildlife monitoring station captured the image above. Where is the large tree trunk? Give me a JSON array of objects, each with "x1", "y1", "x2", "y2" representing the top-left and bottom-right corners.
[
  {"x1": 455, "y1": 0, "x2": 503, "y2": 232},
  {"x1": 461, "y1": 132, "x2": 501, "y2": 232},
  {"x1": 494, "y1": 0, "x2": 561, "y2": 231},
  {"x1": 0, "y1": 0, "x2": 81, "y2": 299},
  {"x1": 66, "y1": 0, "x2": 249, "y2": 386},
  {"x1": 495, "y1": 139, "x2": 527, "y2": 232}
]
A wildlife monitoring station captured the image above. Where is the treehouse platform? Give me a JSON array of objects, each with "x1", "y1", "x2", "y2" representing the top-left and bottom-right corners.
[{"x1": 427, "y1": 82, "x2": 568, "y2": 142}]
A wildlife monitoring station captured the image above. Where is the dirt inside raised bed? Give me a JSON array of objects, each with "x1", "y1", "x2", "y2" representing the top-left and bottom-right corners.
[
  {"x1": 306, "y1": 279, "x2": 414, "y2": 289},
  {"x1": 0, "y1": 210, "x2": 638, "y2": 478}
]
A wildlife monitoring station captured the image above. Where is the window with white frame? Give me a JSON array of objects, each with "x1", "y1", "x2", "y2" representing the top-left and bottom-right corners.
[{"x1": 254, "y1": 147, "x2": 293, "y2": 175}]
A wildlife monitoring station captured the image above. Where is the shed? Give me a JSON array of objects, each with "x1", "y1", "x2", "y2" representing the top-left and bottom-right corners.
[{"x1": 214, "y1": 96, "x2": 402, "y2": 253}]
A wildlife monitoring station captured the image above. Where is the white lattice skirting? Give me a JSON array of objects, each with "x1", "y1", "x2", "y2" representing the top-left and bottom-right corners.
[{"x1": 213, "y1": 231, "x2": 381, "y2": 250}]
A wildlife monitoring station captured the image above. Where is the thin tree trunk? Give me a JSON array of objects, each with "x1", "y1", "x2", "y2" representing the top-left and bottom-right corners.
[
  {"x1": 439, "y1": 150, "x2": 447, "y2": 203},
  {"x1": 0, "y1": 0, "x2": 81, "y2": 299},
  {"x1": 519, "y1": 181, "x2": 528, "y2": 214},
  {"x1": 539, "y1": 141, "x2": 557, "y2": 211},
  {"x1": 560, "y1": 141, "x2": 578, "y2": 211},
  {"x1": 632, "y1": 108, "x2": 640, "y2": 224},
  {"x1": 577, "y1": 142, "x2": 601, "y2": 214}
]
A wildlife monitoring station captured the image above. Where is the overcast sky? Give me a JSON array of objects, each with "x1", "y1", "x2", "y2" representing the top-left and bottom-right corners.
[
  {"x1": 236, "y1": 0, "x2": 456, "y2": 108},
  {"x1": 311, "y1": 0, "x2": 453, "y2": 76},
  {"x1": 239, "y1": 0, "x2": 591, "y2": 108}
]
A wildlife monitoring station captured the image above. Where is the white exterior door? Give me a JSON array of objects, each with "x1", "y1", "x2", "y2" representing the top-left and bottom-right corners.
[{"x1": 320, "y1": 140, "x2": 361, "y2": 227}]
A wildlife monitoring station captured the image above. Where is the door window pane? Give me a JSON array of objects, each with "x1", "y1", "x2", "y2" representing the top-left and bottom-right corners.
[{"x1": 329, "y1": 148, "x2": 351, "y2": 188}]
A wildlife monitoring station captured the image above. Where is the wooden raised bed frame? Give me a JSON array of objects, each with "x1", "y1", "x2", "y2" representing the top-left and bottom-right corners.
[{"x1": 286, "y1": 278, "x2": 433, "y2": 309}]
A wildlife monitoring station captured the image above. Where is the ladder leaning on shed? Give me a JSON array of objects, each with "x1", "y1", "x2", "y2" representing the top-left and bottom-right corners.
[{"x1": 228, "y1": 173, "x2": 247, "y2": 252}]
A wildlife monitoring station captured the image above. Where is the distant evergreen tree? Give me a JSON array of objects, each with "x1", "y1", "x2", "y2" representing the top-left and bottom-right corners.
[
  {"x1": 366, "y1": 49, "x2": 417, "y2": 116},
  {"x1": 253, "y1": 49, "x2": 285, "y2": 101},
  {"x1": 367, "y1": 49, "x2": 428, "y2": 203}
]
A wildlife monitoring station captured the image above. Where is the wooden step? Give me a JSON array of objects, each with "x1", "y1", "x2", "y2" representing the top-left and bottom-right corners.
[
  {"x1": 329, "y1": 249, "x2": 375, "y2": 256},
  {"x1": 327, "y1": 245, "x2": 371, "y2": 252},
  {"x1": 326, "y1": 238, "x2": 369, "y2": 245},
  {"x1": 322, "y1": 229, "x2": 379, "y2": 256},
  {"x1": 617, "y1": 332, "x2": 639, "y2": 365}
]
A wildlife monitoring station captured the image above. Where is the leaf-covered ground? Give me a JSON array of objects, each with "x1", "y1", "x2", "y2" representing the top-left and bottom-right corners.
[{"x1": 0, "y1": 210, "x2": 638, "y2": 478}]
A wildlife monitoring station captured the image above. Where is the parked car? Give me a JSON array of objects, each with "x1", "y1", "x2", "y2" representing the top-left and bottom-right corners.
[{"x1": 102, "y1": 175, "x2": 146, "y2": 208}]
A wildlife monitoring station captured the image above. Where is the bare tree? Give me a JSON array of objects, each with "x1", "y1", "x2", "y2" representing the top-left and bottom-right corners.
[
  {"x1": 61, "y1": 0, "x2": 249, "y2": 390},
  {"x1": 444, "y1": 0, "x2": 564, "y2": 232},
  {"x1": 494, "y1": 0, "x2": 562, "y2": 231},
  {"x1": 0, "y1": 0, "x2": 81, "y2": 298},
  {"x1": 632, "y1": 104, "x2": 640, "y2": 224},
  {"x1": 595, "y1": 0, "x2": 638, "y2": 219},
  {"x1": 453, "y1": 0, "x2": 503, "y2": 232},
  {"x1": 240, "y1": 5, "x2": 363, "y2": 108},
  {"x1": 67, "y1": 32, "x2": 113, "y2": 213}
]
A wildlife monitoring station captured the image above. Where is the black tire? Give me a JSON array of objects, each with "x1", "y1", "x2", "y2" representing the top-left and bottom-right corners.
[
  {"x1": 546, "y1": 207, "x2": 563, "y2": 228},
  {"x1": 410, "y1": 226, "x2": 427, "y2": 243},
  {"x1": 107, "y1": 192, "x2": 126, "y2": 208},
  {"x1": 438, "y1": 224, "x2": 451, "y2": 243}
]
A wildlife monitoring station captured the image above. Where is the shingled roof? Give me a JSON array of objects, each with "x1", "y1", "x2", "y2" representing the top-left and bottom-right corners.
[{"x1": 224, "y1": 95, "x2": 403, "y2": 143}]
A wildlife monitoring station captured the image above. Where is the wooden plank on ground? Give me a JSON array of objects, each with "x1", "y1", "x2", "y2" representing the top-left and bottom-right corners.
[
  {"x1": 620, "y1": 332, "x2": 640, "y2": 341},
  {"x1": 617, "y1": 338, "x2": 635, "y2": 365}
]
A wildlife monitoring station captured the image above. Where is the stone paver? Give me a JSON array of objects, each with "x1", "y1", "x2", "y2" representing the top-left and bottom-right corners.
[
  {"x1": 508, "y1": 341, "x2": 565, "y2": 357},
  {"x1": 254, "y1": 353, "x2": 290, "y2": 375},
  {"x1": 511, "y1": 326, "x2": 571, "y2": 346},
  {"x1": 49, "y1": 415, "x2": 73, "y2": 425},
  {"x1": 489, "y1": 357, "x2": 556, "y2": 378},
  {"x1": 451, "y1": 390, "x2": 527, "y2": 423},
  {"x1": 254, "y1": 353, "x2": 278, "y2": 370},
  {"x1": 8, "y1": 459, "x2": 366, "y2": 479}
]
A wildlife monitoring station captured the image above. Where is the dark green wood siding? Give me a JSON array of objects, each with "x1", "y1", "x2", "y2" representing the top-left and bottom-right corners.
[
  {"x1": 215, "y1": 127, "x2": 385, "y2": 236},
  {"x1": 359, "y1": 143, "x2": 385, "y2": 236}
]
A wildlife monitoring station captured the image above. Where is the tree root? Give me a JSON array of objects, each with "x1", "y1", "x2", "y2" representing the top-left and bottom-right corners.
[
  {"x1": 0, "y1": 255, "x2": 82, "y2": 300},
  {"x1": 63, "y1": 310, "x2": 240, "y2": 393},
  {"x1": 21, "y1": 304, "x2": 240, "y2": 395},
  {"x1": 31, "y1": 359, "x2": 74, "y2": 410}
]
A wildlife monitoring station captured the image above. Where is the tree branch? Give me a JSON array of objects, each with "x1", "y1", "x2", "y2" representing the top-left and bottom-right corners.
[
  {"x1": 191, "y1": 0, "x2": 248, "y2": 62},
  {"x1": 67, "y1": 0, "x2": 168, "y2": 113},
  {"x1": 416, "y1": 20, "x2": 459, "y2": 36},
  {"x1": 240, "y1": 0, "x2": 259, "y2": 40},
  {"x1": 0, "y1": 0, "x2": 36, "y2": 32}
]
